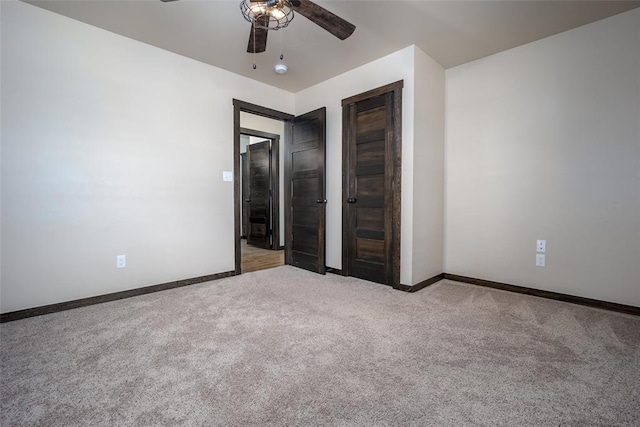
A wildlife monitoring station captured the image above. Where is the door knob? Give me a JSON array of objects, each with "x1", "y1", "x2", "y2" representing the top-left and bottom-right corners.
[
  {"x1": 317, "y1": 199, "x2": 327, "y2": 204},
  {"x1": 347, "y1": 198, "x2": 357, "y2": 203},
  {"x1": 244, "y1": 199, "x2": 251, "y2": 203}
]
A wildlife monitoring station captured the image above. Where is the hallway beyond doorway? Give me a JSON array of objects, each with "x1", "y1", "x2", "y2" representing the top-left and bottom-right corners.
[{"x1": 241, "y1": 239, "x2": 284, "y2": 273}]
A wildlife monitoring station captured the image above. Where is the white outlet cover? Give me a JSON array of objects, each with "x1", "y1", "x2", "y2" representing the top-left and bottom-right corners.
[
  {"x1": 223, "y1": 171, "x2": 233, "y2": 182},
  {"x1": 116, "y1": 254, "x2": 126, "y2": 268},
  {"x1": 536, "y1": 254, "x2": 546, "y2": 267},
  {"x1": 536, "y1": 239, "x2": 546, "y2": 253}
]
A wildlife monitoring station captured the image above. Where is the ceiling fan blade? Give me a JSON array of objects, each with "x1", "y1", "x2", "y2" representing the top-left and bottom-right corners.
[
  {"x1": 293, "y1": 0, "x2": 355, "y2": 40},
  {"x1": 247, "y1": 23, "x2": 269, "y2": 53}
]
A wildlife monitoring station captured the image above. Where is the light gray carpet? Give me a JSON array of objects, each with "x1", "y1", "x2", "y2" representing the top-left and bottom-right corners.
[{"x1": 1, "y1": 266, "x2": 639, "y2": 426}]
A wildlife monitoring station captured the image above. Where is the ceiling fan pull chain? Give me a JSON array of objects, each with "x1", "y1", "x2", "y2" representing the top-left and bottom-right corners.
[
  {"x1": 279, "y1": 28, "x2": 284, "y2": 61},
  {"x1": 252, "y1": 23, "x2": 257, "y2": 70}
]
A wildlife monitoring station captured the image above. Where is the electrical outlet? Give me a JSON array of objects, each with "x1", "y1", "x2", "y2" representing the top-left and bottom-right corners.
[
  {"x1": 222, "y1": 171, "x2": 233, "y2": 182},
  {"x1": 536, "y1": 239, "x2": 546, "y2": 253},
  {"x1": 536, "y1": 254, "x2": 546, "y2": 267},
  {"x1": 116, "y1": 255, "x2": 126, "y2": 269}
]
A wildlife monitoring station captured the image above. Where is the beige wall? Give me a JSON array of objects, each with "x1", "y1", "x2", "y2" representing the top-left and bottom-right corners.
[
  {"x1": 0, "y1": 1, "x2": 294, "y2": 312},
  {"x1": 445, "y1": 9, "x2": 640, "y2": 306},
  {"x1": 412, "y1": 47, "x2": 445, "y2": 284}
]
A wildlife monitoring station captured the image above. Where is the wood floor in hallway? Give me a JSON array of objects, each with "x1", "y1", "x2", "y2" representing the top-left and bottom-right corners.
[{"x1": 241, "y1": 239, "x2": 284, "y2": 273}]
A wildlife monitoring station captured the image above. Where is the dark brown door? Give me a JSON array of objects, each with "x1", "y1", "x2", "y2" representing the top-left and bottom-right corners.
[
  {"x1": 342, "y1": 82, "x2": 402, "y2": 287},
  {"x1": 247, "y1": 140, "x2": 271, "y2": 249},
  {"x1": 285, "y1": 108, "x2": 326, "y2": 274},
  {"x1": 241, "y1": 152, "x2": 249, "y2": 239}
]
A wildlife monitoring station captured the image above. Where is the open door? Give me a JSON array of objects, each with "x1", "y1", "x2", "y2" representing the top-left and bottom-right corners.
[
  {"x1": 240, "y1": 152, "x2": 249, "y2": 239},
  {"x1": 284, "y1": 108, "x2": 327, "y2": 274},
  {"x1": 247, "y1": 140, "x2": 271, "y2": 249}
]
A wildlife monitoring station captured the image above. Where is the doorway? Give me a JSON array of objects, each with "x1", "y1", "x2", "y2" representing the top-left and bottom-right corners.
[
  {"x1": 240, "y1": 128, "x2": 284, "y2": 272},
  {"x1": 240, "y1": 129, "x2": 280, "y2": 250},
  {"x1": 341, "y1": 81, "x2": 403, "y2": 288},
  {"x1": 233, "y1": 100, "x2": 327, "y2": 276}
]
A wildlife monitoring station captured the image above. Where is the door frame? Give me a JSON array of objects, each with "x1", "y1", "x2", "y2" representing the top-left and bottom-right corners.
[
  {"x1": 340, "y1": 80, "x2": 403, "y2": 288},
  {"x1": 233, "y1": 99, "x2": 294, "y2": 275},
  {"x1": 240, "y1": 127, "x2": 280, "y2": 250}
]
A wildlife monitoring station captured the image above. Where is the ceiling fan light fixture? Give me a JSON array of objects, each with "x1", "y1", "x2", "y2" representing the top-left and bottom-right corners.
[
  {"x1": 248, "y1": 3, "x2": 266, "y2": 15},
  {"x1": 270, "y1": 8, "x2": 286, "y2": 20},
  {"x1": 240, "y1": 0, "x2": 294, "y2": 31}
]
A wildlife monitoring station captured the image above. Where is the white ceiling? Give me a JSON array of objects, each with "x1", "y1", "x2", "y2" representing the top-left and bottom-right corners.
[{"x1": 25, "y1": 0, "x2": 640, "y2": 92}]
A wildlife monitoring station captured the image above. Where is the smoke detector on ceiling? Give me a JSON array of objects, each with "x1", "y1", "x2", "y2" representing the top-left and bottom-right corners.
[{"x1": 274, "y1": 63, "x2": 288, "y2": 74}]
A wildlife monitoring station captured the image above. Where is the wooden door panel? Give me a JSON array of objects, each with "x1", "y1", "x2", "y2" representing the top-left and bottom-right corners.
[
  {"x1": 355, "y1": 175, "x2": 385, "y2": 206},
  {"x1": 290, "y1": 251, "x2": 320, "y2": 272},
  {"x1": 293, "y1": 207, "x2": 318, "y2": 227},
  {"x1": 293, "y1": 181, "x2": 319, "y2": 210},
  {"x1": 291, "y1": 120, "x2": 319, "y2": 146},
  {"x1": 356, "y1": 108, "x2": 386, "y2": 136},
  {"x1": 292, "y1": 149, "x2": 317, "y2": 172},
  {"x1": 355, "y1": 95, "x2": 387, "y2": 114},
  {"x1": 247, "y1": 140, "x2": 271, "y2": 249},
  {"x1": 356, "y1": 140, "x2": 385, "y2": 171},
  {"x1": 293, "y1": 176, "x2": 317, "y2": 195},
  {"x1": 250, "y1": 223, "x2": 267, "y2": 237},
  {"x1": 349, "y1": 100, "x2": 388, "y2": 282},
  {"x1": 351, "y1": 260, "x2": 384, "y2": 283},
  {"x1": 356, "y1": 239, "x2": 385, "y2": 263},
  {"x1": 356, "y1": 208, "x2": 384, "y2": 232},
  {"x1": 355, "y1": 228, "x2": 385, "y2": 241},
  {"x1": 292, "y1": 225, "x2": 318, "y2": 254},
  {"x1": 241, "y1": 153, "x2": 249, "y2": 238},
  {"x1": 357, "y1": 129, "x2": 386, "y2": 145},
  {"x1": 285, "y1": 108, "x2": 326, "y2": 274},
  {"x1": 343, "y1": 81, "x2": 403, "y2": 287}
]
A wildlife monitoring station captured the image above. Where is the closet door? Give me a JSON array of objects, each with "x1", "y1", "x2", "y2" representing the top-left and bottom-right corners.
[{"x1": 342, "y1": 82, "x2": 402, "y2": 287}]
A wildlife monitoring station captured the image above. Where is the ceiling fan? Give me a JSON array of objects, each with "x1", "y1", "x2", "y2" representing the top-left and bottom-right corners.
[{"x1": 160, "y1": 0, "x2": 356, "y2": 54}]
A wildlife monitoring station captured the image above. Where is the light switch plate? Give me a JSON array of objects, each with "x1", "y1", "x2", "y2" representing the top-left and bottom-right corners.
[{"x1": 223, "y1": 171, "x2": 233, "y2": 182}]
